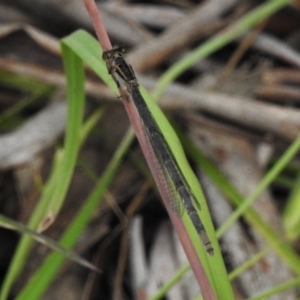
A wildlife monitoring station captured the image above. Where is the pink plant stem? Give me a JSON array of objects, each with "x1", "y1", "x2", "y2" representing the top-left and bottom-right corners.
[{"x1": 84, "y1": 0, "x2": 112, "y2": 51}]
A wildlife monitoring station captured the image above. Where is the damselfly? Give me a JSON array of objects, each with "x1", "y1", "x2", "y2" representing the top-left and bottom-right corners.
[{"x1": 103, "y1": 47, "x2": 214, "y2": 256}]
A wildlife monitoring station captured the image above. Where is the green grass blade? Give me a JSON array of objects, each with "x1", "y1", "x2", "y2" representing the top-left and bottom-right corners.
[
  {"x1": 36, "y1": 42, "x2": 85, "y2": 222},
  {"x1": 0, "y1": 69, "x2": 50, "y2": 93},
  {"x1": 228, "y1": 248, "x2": 270, "y2": 281},
  {"x1": 149, "y1": 263, "x2": 190, "y2": 300},
  {"x1": 0, "y1": 86, "x2": 53, "y2": 129},
  {"x1": 283, "y1": 170, "x2": 300, "y2": 240},
  {"x1": 0, "y1": 214, "x2": 98, "y2": 272},
  {"x1": 218, "y1": 134, "x2": 300, "y2": 237},
  {"x1": 247, "y1": 277, "x2": 300, "y2": 300},
  {"x1": 80, "y1": 107, "x2": 105, "y2": 145},
  {"x1": 62, "y1": 30, "x2": 117, "y2": 93}
]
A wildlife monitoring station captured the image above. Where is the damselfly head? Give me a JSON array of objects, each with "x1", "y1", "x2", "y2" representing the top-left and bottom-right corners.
[{"x1": 102, "y1": 46, "x2": 128, "y2": 61}]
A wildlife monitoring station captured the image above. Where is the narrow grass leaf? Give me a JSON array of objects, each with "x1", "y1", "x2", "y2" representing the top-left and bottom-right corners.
[
  {"x1": 153, "y1": 0, "x2": 293, "y2": 99},
  {"x1": 0, "y1": 214, "x2": 98, "y2": 272},
  {"x1": 283, "y1": 170, "x2": 300, "y2": 240},
  {"x1": 247, "y1": 277, "x2": 300, "y2": 300}
]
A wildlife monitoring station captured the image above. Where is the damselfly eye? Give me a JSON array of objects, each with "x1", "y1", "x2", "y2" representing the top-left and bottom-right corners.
[
  {"x1": 121, "y1": 47, "x2": 127, "y2": 54},
  {"x1": 102, "y1": 52, "x2": 112, "y2": 60}
]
